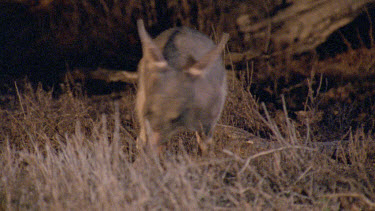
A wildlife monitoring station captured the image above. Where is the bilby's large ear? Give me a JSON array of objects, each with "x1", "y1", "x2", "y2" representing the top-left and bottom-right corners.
[
  {"x1": 137, "y1": 19, "x2": 167, "y2": 68},
  {"x1": 188, "y1": 33, "x2": 229, "y2": 77}
]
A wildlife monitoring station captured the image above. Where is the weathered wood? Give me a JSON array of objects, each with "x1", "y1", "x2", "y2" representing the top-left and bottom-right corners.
[
  {"x1": 90, "y1": 68, "x2": 138, "y2": 83},
  {"x1": 236, "y1": 0, "x2": 373, "y2": 56},
  {"x1": 64, "y1": 0, "x2": 374, "y2": 83}
]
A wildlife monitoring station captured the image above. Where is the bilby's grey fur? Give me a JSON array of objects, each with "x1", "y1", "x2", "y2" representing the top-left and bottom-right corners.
[{"x1": 136, "y1": 19, "x2": 229, "y2": 155}]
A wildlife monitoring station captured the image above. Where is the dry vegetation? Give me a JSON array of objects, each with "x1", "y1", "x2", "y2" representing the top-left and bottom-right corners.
[
  {"x1": 1, "y1": 66, "x2": 375, "y2": 210},
  {"x1": 1, "y1": 0, "x2": 375, "y2": 210}
]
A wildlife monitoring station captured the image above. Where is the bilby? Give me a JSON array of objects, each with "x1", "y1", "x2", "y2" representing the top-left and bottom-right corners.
[{"x1": 136, "y1": 19, "x2": 229, "y2": 155}]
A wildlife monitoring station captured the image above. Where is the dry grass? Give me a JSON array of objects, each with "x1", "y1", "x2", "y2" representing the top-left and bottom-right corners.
[
  {"x1": 1, "y1": 1, "x2": 375, "y2": 210},
  {"x1": 1, "y1": 67, "x2": 375, "y2": 210}
]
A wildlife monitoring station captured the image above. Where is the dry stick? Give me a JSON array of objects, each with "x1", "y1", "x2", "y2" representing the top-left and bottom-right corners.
[
  {"x1": 240, "y1": 184, "x2": 273, "y2": 200},
  {"x1": 226, "y1": 40, "x2": 236, "y2": 91},
  {"x1": 304, "y1": 77, "x2": 313, "y2": 144},
  {"x1": 249, "y1": 61, "x2": 254, "y2": 88},
  {"x1": 113, "y1": 102, "x2": 120, "y2": 143},
  {"x1": 245, "y1": 61, "x2": 250, "y2": 88},
  {"x1": 101, "y1": 113, "x2": 108, "y2": 144},
  {"x1": 292, "y1": 165, "x2": 313, "y2": 186},
  {"x1": 302, "y1": 70, "x2": 324, "y2": 143},
  {"x1": 339, "y1": 30, "x2": 353, "y2": 51},
  {"x1": 365, "y1": 6, "x2": 374, "y2": 47},
  {"x1": 226, "y1": 97, "x2": 317, "y2": 173},
  {"x1": 281, "y1": 95, "x2": 297, "y2": 145},
  {"x1": 263, "y1": 0, "x2": 272, "y2": 54},
  {"x1": 221, "y1": 149, "x2": 268, "y2": 187},
  {"x1": 99, "y1": 0, "x2": 110, "y2": 15},
  {"x1": 260, "y1": 102, "x2": 285, "y2": 142},
  {"x1": 240, "y1": 146, "x2": 315, "y2": 174},
  {"x1": 14, "y1": 81, "x2": 26, "y2": 118},
  {"x1": 222, "y1": 146, "x2": 316, "y2": 175},
  {"x1": 112, "y1": 102, "x2": 120, "y2": 165},
  {"x1": 315, "y1": 73, "x2": 324, "y2": 101},
  {"x1": 321, "y1": 193, "x2": 375, "y2": 208}
]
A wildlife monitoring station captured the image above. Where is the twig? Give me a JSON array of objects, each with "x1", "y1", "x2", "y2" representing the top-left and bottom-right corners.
[
  {"x1": 14, "y1": 81, "x2": 26, "y2": 119},
  {"x1": 231, "y1": 146, "x2": 316, "y2": 173},
  {"x1": 321, "y1": 193, "x2": 375, "y2": 208}
]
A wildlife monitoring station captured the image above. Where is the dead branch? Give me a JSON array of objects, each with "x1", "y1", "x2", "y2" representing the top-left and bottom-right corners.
[{"x1": 236, "y1": 0, "x2": 373, "y2": 54}]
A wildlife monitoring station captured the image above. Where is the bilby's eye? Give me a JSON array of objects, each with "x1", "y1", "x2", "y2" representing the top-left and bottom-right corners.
[{"x1": 170, "y1": 114, "x2": 183, "y2": 124}]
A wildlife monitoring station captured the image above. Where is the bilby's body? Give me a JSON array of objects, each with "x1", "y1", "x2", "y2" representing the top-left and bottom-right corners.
[{"x1": 136, "y1": 20, "x2": 229, "y2": 155}]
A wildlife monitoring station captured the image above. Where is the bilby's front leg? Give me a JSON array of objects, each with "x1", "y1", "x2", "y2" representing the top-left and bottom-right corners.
[
  {"x1": 144, "y1": 119, "x2": 163, "y2": 156},
  {"x1": 196, "y1": 127, "x2": 214, "y2": 156}
]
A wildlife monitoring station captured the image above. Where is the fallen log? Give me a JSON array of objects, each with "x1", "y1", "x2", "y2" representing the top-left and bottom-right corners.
[{"x1": 236, "y1": 0, "x2": 373, "y2": 57}]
